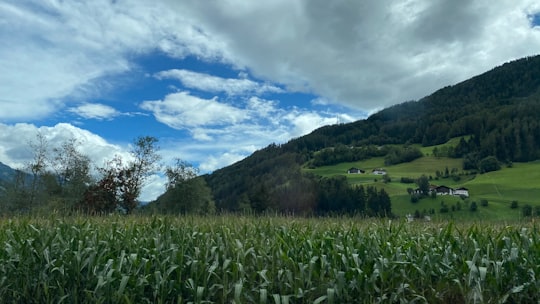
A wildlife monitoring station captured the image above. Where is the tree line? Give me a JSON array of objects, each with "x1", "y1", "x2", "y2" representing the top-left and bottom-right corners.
[
  {"x1": 0, "y1": 134, "x2": 211, "y2": 215},
  {"x1": 0, "y1": 134, "x2": 392, "y2": 217}
]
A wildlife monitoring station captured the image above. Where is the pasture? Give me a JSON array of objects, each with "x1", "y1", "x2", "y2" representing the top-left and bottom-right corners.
[{"x1": 306, "y1": 156, "x2": 540, "y2": 221}]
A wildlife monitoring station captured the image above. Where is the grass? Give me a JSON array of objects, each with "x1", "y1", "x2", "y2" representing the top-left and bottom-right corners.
[
  {"x1": 0, "y1": 215, "x2": 539, "y2": 303},
  {"x1": 305, "y1": 152, "x2": 540, "y2": 220}
]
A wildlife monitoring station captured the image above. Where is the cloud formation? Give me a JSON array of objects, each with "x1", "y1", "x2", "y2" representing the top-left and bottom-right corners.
[
  {"x1": 140, "y1": 92, "x2": 248, "y2": 129},
  {"x1": 141, "y1": 91, "x2": 356, "y2": 170},
  {"x1": 2, "y1": 0, "x2": 539, "y2": 121},
  {"x1": 69, "y1": 103, "x2": 120, "y2": 120},
  {"x1": 169, "y1": 0, "x2": 540, "y2": 110},
  {"x1": 0, "y1": 0, "x2": 228, "y2": 121},
  {"x1": 155, "y1": 69, "x2": 283, "y2": 96}
]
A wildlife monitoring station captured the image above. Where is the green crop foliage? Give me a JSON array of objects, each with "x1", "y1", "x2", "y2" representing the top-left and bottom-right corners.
[{"x1": 0, "y1": 215, "x2": 538, "y2": 303}]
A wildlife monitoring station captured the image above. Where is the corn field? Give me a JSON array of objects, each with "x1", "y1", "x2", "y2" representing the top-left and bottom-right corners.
[{"x1": 0, "y1": 216, "x2": 538, "y2": 303}]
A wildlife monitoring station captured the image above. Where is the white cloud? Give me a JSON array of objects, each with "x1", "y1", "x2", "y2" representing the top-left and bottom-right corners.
[
  {"x1": 3, "y1": 0, "x2": 540, "y2": 120},
  {"x1": 155, "y1": 69, "x2": 283, "y2": 96},
  {"x1": 140, "y1": 91, "x2": 247, "y2": 129},
  {"x1": 0, "y1": 122, "x2": 127, "y2": 170},
  {"x1": 69, "y1": 103, "x2": 120, "y2": 120},
  {"x1": 142, "y1": 93, "x2": 359, "y2": 171},
  {"x1": 168, "y1": 0, "x2": 540, "y2": 111},
  {"x1": 0, "y1": 0, "x2": 231, "y2": 121},
  {"x1": 198, "y1": 152, "x2": 246, "y2": 172},
  {"x1": 284, "y1": 111, "x2": 341, "y2": 137}
]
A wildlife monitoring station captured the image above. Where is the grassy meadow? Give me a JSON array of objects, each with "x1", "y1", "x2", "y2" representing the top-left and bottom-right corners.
[
  {"x1": 0, "y1": 215, "x2": 539, "y2": 303},
  {"x1": 305, "y1": 145, "x2": 540, "y2": 221}
]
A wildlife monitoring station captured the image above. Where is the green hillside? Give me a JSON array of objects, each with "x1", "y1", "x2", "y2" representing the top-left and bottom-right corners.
[
  {"x1": 304, "y1": 140, "x2": 540, "y2": 221},
  {"x1": 202, "y1": 55, "x2": 540, "y2": 219}
]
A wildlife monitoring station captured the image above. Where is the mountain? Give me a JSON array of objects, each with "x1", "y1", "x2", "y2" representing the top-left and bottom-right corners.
[
  {"x1": 0, "y1": 162, "x2": 17, "y2": 195},
  {"x1": 0, "y1": 162, "x2": 17, "y2": 182},
  {"x1": 204, "y1": 55, "x2": 540, "y2": 212}
]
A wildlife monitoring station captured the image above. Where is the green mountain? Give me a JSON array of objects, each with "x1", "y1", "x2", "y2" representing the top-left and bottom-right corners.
[{"x1": 204, "y1": 55, "x2": 540, "y2": 214}]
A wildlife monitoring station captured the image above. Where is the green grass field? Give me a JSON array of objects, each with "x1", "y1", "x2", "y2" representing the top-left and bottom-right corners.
[
  {"x1": 305, "y1": 146, "x2": 540, "y2": 221},
  {"x1": 0, "y1": 215, "x2": 539, "y2": 303}
]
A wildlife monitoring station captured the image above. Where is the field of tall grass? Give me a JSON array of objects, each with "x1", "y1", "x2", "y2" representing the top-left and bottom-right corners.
[{"x1": 0, "y1": 215, "x2": 538, "y2": 303}]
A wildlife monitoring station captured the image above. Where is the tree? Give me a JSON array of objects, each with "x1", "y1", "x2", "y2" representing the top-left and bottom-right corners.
[
  {"x1": 522, "y1": 204, "x2": 532, "y2": 217},
  {"x1": 81, "y1": 136, "x2": 161, "y2": 214},
  {"x1": 469, "y1": 201, "x2": 478, "y2": 212},
  {"x1": 478, "y1": 156, "x2": 501, "y2": 173},
  {"x1": 165, "y1": 158, "x2": 198, "y2": 190},
  {"x1": 50, "y1": 138, "x2": 92, "y2": 210},
  {"x1": 416, "y1": 175, "x2": 430, "y2": 196},
  {"x1": 151, "y1": 159, "x2": 214, "y2": 214},
  {"x1": 378, "y1": 189, "x2": 392, "y2": 216},
  {"x1": 27, "y1": 132, "x2": 49, "y2": 208},
  {"x1": 510, "y1": 200, "x2": 519, "y2": 209},
  {"x1": 152, "y1": 176, "x2": 214, "y2": 214},
  {"x1": 81, "y1": 156, "x2": 124, "y2": 214},
  {"x1": 119, "y1": 136, "x2": 162, "y2": 213}
]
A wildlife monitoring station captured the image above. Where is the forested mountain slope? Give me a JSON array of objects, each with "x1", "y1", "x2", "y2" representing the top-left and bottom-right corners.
[{"x1": 204, "y1": 55, "x2": 540, "y2": 212}]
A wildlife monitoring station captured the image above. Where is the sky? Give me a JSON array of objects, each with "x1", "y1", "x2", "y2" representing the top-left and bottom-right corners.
[{"x1": 1, "y1": 0, "x2": 540, "y2": 201}]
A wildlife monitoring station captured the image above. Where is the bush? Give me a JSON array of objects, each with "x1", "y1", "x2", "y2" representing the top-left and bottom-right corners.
[
  {"x1": 401, "y1": 177, "x2": 415, "y2": 184},
  {"x1": 470, "y1": 201, "x2": 478, "y2": 212},
  {"x1": 510, "y1": 200, "x2": 519, "y2": 209},
  {"x1": 479, "y1": 156, "x2": 501, "y2": 173},
  {"x1": 480, "y1": 199, "x2": 488, "y2": 207},
  {"x1": 522, "y1": 204, "x2": 532, "y2": 217}
]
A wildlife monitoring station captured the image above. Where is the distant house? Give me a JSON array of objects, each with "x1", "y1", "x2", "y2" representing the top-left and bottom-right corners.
[
  {"x1": 435, "y1": 185, "x2": 454, "y2": 195},
  {"x1": 454, "y1": 187, "x2": 469, "y2": 197},
  {"x1": 411, "y1": 185, "x2": 470, "y2": 197},
  {"x1": 347, "y1": 167, "x2": 365, "y2": 174},
  {"x1": 372, "y1": 168, "x2": 387, "y2": 175}
]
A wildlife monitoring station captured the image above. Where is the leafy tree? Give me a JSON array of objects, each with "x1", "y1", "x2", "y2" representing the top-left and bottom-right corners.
[
  {"x1": 478, "y1": 156, "x2": 501, "y2": 173},
  {"x1": 522, "y1": 204, "x2": 532, "y2": 217},
  {"x1": 165, "y1": 159, "x2": 198, "y2": 190},
  {"x1": 510, "y1": 200, "x2": 519, "y2": 209},
  {"x1": 534, "y1": 206, "x2": 540, "y2": 217},
  {"x1": 27, "y1": 132, "x2": 49, "y2": 208},
  {"x1": 153, "y1": 177, "x2": 214, "y2": 214},
  {"x1": 416, "y1": 175, "x2": 430, "y2": 196},
  {"x1": 143, "y1": 159, "x2": 215, "y2": 215},
  {"x1": 49, "y1": 138, "x2": 92, "y2": 210},
  {"x1": 81, "y1": 164, "x2": 119, "y2": 214},
  {"x1": 123, "y1": 136, "x2": 162, "y2": 211},
  {"x1": 81, "y1": 136, "x2": 161, "y2": 214},
  {"x1": 3, "y1": 170, "x2": 31, "y2": 213}
]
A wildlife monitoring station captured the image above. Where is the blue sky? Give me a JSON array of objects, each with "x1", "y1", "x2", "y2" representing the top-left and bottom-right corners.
[{"x1": 1, "y1": 0, "x2": 540, "y2": 200}]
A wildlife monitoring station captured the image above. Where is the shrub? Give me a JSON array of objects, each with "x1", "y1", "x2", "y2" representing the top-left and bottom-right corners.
[
  {"x1": 401, "y1": 177, "x2": 415, "y2": 184},
  {"x1": 511, "y1": 200, "x2": 519, "y2": 209},
  {"x1": 522, "y1": 204, "x2": 533, "y2": 217},
  {"x1": 479, "y1": 156, "x2": 501, "y2": 173}
]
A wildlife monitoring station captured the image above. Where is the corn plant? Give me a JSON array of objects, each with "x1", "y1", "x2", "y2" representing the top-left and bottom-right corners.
[{"x1": 0, "y1": 215, "x2": 538, "y2": 303}]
